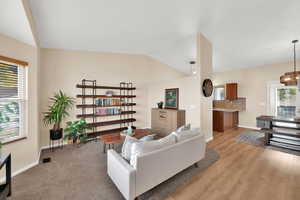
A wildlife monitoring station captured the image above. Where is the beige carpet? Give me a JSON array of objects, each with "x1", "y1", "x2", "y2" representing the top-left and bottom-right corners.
[{"x1": 8, "y1": 141, "x2": 219, "y2": 200}]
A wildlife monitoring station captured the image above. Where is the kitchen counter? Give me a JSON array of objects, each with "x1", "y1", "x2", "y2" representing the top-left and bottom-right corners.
[{"x1": 213, "y1": 108, "x2": 239, "y2": 112}]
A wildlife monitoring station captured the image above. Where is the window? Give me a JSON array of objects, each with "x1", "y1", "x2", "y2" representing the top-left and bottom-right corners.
[
  {"x1": 268, "y1": 82, "x2": 300, "y2": 118},
  {"x1": 0, "y1": 61, "x2": 27, "y2": 142},
  {"x1": 276, "y1": 87, "x2": 297, "y2": 117}
]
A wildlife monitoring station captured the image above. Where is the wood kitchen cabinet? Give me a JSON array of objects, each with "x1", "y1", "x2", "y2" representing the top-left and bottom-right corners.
[
  {"x1": 225, "y1": 83, "x2": 238, "y2": 101},
  {"x1": 213, "y1": 110, "x2": 239, "y2": 132},
  {"x1": 214, "y1": 83, "x2": 238, "y2": 101}
]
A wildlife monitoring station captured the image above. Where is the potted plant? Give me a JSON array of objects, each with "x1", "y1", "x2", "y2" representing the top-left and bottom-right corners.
[
  {"x1": 157, "y1": 101, "x2": 164, "y2": 109},
  {"x1": 43, "y1": 90, "x2": 74, "y2": 141},
  {"x1": 63, "y1": 120, "x2": 91, "y2": 144}
]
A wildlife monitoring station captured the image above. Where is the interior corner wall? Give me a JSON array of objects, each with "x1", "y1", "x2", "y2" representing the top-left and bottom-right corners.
[
  {"x1": 39, "y1": 48, "x2": 185, "y2": 147},
  {"x1": 0, "y1": 34, "x2": 39, "y2": 175},
  {"x1": 197, "y1": 33, "x2": 213, "y2": 141}
]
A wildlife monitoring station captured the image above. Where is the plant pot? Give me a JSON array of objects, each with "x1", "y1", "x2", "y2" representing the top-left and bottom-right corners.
[
  {"x1": 50, "y1": 128, "x2": 63, "y2": 140},
  {"x1": 157, "y1": 103, "x2": 163, "y2": 109},
  {"x1": 67, "y1": 139, "x2": 73, "y2": 144},
  {"x1": 72, "y1": 136, "x2": 78, "y2": 144}
]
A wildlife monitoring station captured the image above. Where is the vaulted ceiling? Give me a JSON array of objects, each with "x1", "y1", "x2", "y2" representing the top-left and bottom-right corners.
[
  {"x1": 0, "y1": 0, "x2": 35, "y2": 46},
  {"x1": 2, "y1": 0, "x2": 300, "y2": 73}
]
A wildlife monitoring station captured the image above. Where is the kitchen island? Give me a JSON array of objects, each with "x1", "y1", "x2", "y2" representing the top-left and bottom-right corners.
[{"x1": 256, "y1": 115, "x2": 300, "y2": 151}]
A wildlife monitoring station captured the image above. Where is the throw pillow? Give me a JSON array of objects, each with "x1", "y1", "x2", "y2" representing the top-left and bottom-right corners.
[
  {"x1": 130, "y1": 134, "x2": 176, "y2": 168},
  {"x1": 121, "y1": 135, "x2": 139, "y2": 161},
  {"x1": 172, "y1": 128, "x2": 200, "y2": 142},
  {"x1": 176, "y1": 123, "x2": 191, "y2": 133}
]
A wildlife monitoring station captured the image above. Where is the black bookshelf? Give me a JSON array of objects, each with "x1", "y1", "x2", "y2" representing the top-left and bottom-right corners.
[{"x1": 76, "y1": 79, "x2": 136, "y2": 138}]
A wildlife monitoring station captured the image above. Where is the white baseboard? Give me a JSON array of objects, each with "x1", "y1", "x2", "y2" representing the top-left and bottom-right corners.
[
  {"x1": 206, "y1": 136, "x2": 213, "y2": 142},
  {"x1": 238, "y1": 125, "x2": 259, "y2": 130},
  {"x1": 40, "y1": 142, "x2": 68, "y2": 151},
  {"x1": 0, "y1": 160, "x2": 39, "y2": 183}
]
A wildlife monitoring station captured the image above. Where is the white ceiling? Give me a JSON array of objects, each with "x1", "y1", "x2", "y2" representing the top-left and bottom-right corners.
[
  {"x1": 24, "y1": 0, "x2": 300, "y2": 72},
  {"x1": 0, "y1": 0, "x2": 35, "y2": 46}
]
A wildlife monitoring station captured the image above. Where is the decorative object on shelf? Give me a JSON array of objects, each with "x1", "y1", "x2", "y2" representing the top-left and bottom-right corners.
[
  {"x1": 157, "y1": 101, "x2": 163, "y2": 109},
  {"x1": 202, "y1": 79, "x2": 213, "y2": 97},
  {"x1": 105, "y1": 90, "x2": 114, "y2": 96},
  {"x1": 280, "y1": 40, "x2": 300, "y2": 86},
  {"x1": 76, "y1": 79, "x2": 136, "y2": 138},
  {"x1": 165, "y1": 88, "x2": 179, "y2": 110},
  {"x1": 190, "y1": 61, "x2": 197, "y2": 75},
  {"x1": 63, "y1": 120, "x2": 91, "y2": 144},
  {"x1": 43, "y1": 90, "x2": 74, "y2": 151}
]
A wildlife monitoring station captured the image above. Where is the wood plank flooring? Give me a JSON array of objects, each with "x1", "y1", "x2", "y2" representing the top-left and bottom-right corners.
[{"x1": 168, "y1": 128, "x2": 300, "y2": 200}]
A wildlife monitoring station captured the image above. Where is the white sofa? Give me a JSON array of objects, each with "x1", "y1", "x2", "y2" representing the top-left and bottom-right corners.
[{"x1": 107, "y1": 131, "x2": 206, "y2": 200}]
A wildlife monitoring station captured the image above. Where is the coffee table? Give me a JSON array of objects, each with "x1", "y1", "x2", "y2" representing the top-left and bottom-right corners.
[{"x1": 100, "y1": 129, "x2": 151, "y2": 153}]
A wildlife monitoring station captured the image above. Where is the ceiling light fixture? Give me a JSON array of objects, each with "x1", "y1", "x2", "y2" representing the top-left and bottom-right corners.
[
  {"x1": 280, "y1": 40, "x2": 300, "y2": 86},
  {"x1": 190, "y1": 61, "x2": 197, "y2": 75}
]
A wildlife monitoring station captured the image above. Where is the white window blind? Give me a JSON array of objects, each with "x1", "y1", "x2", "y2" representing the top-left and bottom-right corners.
[{"x1": 0, "y1": 62, "x2": 26, "y2": 141}]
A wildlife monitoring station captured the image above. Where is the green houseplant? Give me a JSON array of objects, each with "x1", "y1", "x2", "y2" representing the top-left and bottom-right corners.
[
  {"x1": 157, "y1": 101, "x2": 163, "y2": 109},
  {"x1": 43, "y1": 90, "x2": 74, "y2": 140},
  {"x1": 63, "y1": 120, "x2": 91, "y2": 144}
]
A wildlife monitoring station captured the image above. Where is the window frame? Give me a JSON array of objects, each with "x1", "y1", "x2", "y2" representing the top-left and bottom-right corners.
[
  {"x1": 0, "y1": 60, "x2": 28, "y2": 144},
  {"x1": 267, "y1": 81, "x2": 298, "y2": 116}
]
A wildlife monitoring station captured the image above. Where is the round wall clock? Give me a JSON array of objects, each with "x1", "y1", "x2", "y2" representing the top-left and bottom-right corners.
[{"x1": 202, "y1": 79, "x2": 213, "y2": 97}]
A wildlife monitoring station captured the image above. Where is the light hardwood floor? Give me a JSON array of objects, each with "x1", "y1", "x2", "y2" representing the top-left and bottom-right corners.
[{"x1": 168, "y1": 128, "x2": 300, "y2": 200}]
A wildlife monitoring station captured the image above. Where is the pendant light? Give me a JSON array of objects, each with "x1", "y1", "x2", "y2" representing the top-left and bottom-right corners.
[
  {"x1": 280, "y1": 40, "x2": 300, "y2": 86},
  {"x1": 190, "y1": 61, "x2": 197, "y2": 75}
]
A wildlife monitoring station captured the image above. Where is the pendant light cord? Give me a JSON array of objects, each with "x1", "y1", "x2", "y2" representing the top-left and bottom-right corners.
[{"x1": 294, "y1": 41, "x2": 296, "y2": 73}]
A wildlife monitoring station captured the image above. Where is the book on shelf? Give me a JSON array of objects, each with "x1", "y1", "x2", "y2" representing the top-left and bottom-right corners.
[
  {"x1": 96, "y1": 108, "x2": 121, "y2": 116},
  {"x1": 95, "y1": 98, "x2": 121, "y2": 106}
]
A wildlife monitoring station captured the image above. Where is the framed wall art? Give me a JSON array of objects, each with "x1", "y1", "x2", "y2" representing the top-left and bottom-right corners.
[{"x1": 165, "y1": 88, "x2": 179, "y2": 109}]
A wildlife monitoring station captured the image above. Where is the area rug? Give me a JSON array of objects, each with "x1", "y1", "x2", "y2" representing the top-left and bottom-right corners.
[
  {"x1": 9, "y1": 141, "x2": 219, "y2": 200},
  {"x1": 235, "y1": 130, "x2": 300, "y2": 156}
]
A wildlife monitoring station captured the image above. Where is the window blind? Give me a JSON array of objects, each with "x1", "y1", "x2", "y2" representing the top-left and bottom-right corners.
[{"x1": 0, "y1": 62, "x2": 26, "y2": 140}]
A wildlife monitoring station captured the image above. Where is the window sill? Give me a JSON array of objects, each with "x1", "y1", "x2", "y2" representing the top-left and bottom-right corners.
[{"x1": 2, "y1": 136, "x2": 27, "y2": 145}]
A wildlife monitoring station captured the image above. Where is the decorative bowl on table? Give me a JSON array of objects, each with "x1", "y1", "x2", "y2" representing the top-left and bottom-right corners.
[{"x1": 121, "y1": 130, "x2": 134, "y2": 137}]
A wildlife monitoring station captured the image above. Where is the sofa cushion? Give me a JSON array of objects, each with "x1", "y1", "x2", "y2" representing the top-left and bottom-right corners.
[
  {"x1": 172, "y1": 128, "x2": 200, "y2": 142},
  {"x1": 121, "y1": 135, "x2": 139, "y2": 161},
  {"x1": 130, "y1": 134, "x2": 176, "y2": 168},
  {"x1": 176, "y1": 123, "x2": 191, "y2": 133}
]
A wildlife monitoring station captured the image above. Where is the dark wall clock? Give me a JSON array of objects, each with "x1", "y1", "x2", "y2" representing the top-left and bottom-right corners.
[{"x1": 202, "y1": 79, "x2": 213, "y2": 97}]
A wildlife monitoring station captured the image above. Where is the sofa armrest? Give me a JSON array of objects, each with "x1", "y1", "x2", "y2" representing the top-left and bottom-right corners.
[{"x1": 107, "y1": 150, "x2": 136, "y2": 200}]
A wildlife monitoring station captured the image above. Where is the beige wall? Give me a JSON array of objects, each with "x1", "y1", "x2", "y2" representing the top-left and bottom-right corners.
[
  {"x1": 0, "y1": 34, "x2": 39, "y2": 174},
  {"x1": 146, "y1": 76, "x2": 201, "y2": 128},
  {"x1": 39, "y1": 48, "x2": 185, "y2": 147},
  {"x1": 147, "y1": 33, "x2": 213, "y2": 142},
  {"x1": 213, "y1": 62, "x2": 294, "y2": 128}
]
